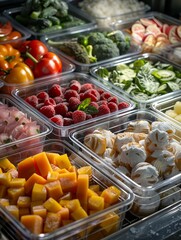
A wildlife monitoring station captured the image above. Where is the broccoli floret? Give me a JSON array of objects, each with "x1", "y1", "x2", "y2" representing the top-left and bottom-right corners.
[
  {"x1": 87, "y1": 32, "x2": 107, "y2": 45},
  {"x1": 86, "y1": 45, "x2": 97, "y2": 63},
  {"x1": 106, "y1": 30, "x2": 126, "y2": 43},
  {"x1": 77, "y1": 35, "x2": 89, "y2": 46},
  {"x1": 117, "y1": 39, "x2": 131, "y2": 54},
  {"x1": 92, "y1": 42, "x2": 120, "y2": 61},
  {"x1": 47, "y1": 41, "x2": 90, "y2": 64}
]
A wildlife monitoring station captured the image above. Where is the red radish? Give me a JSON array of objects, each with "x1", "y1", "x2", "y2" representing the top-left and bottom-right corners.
[
  {"x1": 144, "y1": 34, "x2": 156, "y2": 46},
  {"x1": 152, "y1": 18, "x2": 163, "y2": 28},
  {"x1": 131, "y1": 23, "x2": 145, "y2": 35},
  {"x1": 146, "y1": 24, "x2": 161, "y2": 37},
  {"x1": 140, "y1": 18, "x2": 155, "y2": 27},
  {"x1": 176, "y1": 25, "x2": 181, "y2": 38},
  {"x1": 156, "y1": 33, "x2": 168, "y2": 39},
  {"x1": 169, "y1": 35, "x2": 180, "y2": 44},
  {"x1": 132, "y1": 32, "x2": 143, "y2": 44},
  {"x1": 165, "y1": 25, "x2": 176, "y2": 36},
  {"x1": 162, "y1": 23, "x2": 169, "y2": 34},
  {"x1": 168, "y1": 25, "x2": 177, "y2": 39}
]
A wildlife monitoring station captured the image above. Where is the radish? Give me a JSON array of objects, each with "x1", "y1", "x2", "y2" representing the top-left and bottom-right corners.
[
  {"x1": 152, "y1": 17, "x2": 163, "y2": 28},
  {"x1": 140, "y1": 18, "x2": 155, "y2": 27},
  {"x1": 162, "y1": 24, "x2": 169, "y2": 34},
  {"x1": 146, "y1": 24, "x2": 161, "y2": 37},
  {"x1": 176, "y1": 25, "x2": 181, "y2": 38},
  {"x1": 131, "y1": 23, "x2": 145, "y2": 34}
]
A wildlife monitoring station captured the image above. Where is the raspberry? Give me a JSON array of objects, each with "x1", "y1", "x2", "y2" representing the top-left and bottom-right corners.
[
  {"x1": 100, "y1": 92, "x2": 112, "y2": 100},
  {"x1": 44, "y1": 98, "x2": 56, "y2": 106},
  {"x1": 25, "y1": 95, "x2": 38, "y2": 108},
  {"x1": 66, "y1": 111, "x2": 73, "y2": 118},
  {"x1": 69, "y1": 80, "x2": 81, "y2": 92},
  {"x1": 108, "y1": 96, "x2": 118, "y2": 104},
  {"x1": 48, "y1": 84, "x2": 62, "y2": 98},
  {"x1": 64, "y1": 89, "x2": 80, "y2": 101},
  {"x1": 72, "y1": 110, "x2": 86, "y2": 123},
  {"x1": 108, "y1": 102, "x2": 118, "y2": 112},
  {"x1": 50, "y1": 115, "x2": 64, "y2": 126},
  {"x1": 97, "y1": 100, "x2": 107, "y2": 106},
  {"x1": 80, "y1": 83, "x2": 93, "y2": 93},
  {"x1": 36, "y1": 91, "x2": 49, "y2": 103},
  {"x1": 68, "y1": 97, "x2": 81, "y2": 111},
  {"x1": 63, "y1": 117, "x2": 74, "y2": 126},
  {"x1": 83, "y1": 89, "x2": 100, "y2": 102},
  {"x1": 54, "y1": 96, "x2": 63, "y2": 104},
  {"x1": 36, "y1": 103, "x2": 44, "y2": 110},
  {"x1": 98, "y1": 105, "x2": 110, "y2": 116},
  {"x1": 39, "y1": 105, "x2": 55, "y2": 118},
  {"x1": 90, "y1": 101, "x2": 99, "y2": 110},
  {"x1": 96, "y1": 88, "x2": 104, "y2": 95},
  {"x1": 54, "y1": 103, "x2": 68, "y2": 117},
  {"x1": 118, "y1": 102, "x2": 129, "y2": 110},
  {"x1": 86, "y1": 114, "x2": 92, "y2": 120},
  {"x1": 79, "y1": 93, "x2": 84, "y2": 101}
]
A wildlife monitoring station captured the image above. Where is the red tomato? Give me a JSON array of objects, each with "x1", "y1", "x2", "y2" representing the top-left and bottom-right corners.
[{"x1": 28, "y1": 40, "x2": 48, "y2": 60}]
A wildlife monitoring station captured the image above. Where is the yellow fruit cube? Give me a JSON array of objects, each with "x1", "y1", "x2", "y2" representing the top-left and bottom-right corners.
[
  {"x1": 5, "y1": 205, "x2": 19, "y2": 220},
  {"x1": 174, "y1": 101, "x2": 181, "y2": 114},
  {"x1": 45, "y1": 180, "x2": 63, "y2": 200},
  {"x1": 101, "y1": 186, "x2": 121, "y2": 205},
  {"x1": 17, "y1": 196, "x2": 31, "y2": 208},
  {"x1": 0, "y1": 158, "x2": 16, "y2": 172},
  {"x1": 43, "y1": 197, "x2": 62, "y2": 213},
  {"x1": 44, "y1": 212, "x2": 61, "y2": 233},
  {"x1": 9, "y1": 178, "x2": 26, "y2": 188},
  {"x1": 0, "y1": 198, "x2": 9, "y2": 207},
  {"x1": 32, "y1": 183, "x2": 47, "y2": 202},
  {"x1": 71, "y1": 206, "x2": 88, "y2": 220},
  {"x1": 88, "y1": 195, "x2": 104, "y2": 211}
]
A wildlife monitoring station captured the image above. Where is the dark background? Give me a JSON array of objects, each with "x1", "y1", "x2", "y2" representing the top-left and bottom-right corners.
[{"x1": 0, "y1": 0, "x2": 181, "y2": 21}]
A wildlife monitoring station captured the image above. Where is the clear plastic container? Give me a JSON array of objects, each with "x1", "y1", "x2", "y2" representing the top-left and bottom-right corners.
[
  {"x1": 3, "y1": 4, "x2": 96, "y2": 39},
  {"x1": 111, "y1": 11, "x2": 181, "y2": 54},
  {"x1": 90, "y1": 53, "x2": 181, "y2": 109},
  {"x1": 0, "y1": 94, "x2": 52, "y2": 158},
  {"x1": 0, "y1": 15, "x2": 31, "y2": 48},
  {"x1": 42, "y1": 27, "x2": 141, "y2": 72},
  {"x1": 104, "y1": 201, "x2": 181, "y2": 240},
  {"x1": 0, "y1": 139, "x2": 134, "y2": 240},
  {"x1": 160, "y1": 43, "x2": 181, "y2": 66},
  {"x1": 12, "y1": 72, "x2": 135, "y2": 138},
  {"x1": 70, "y1": 109, "x2": 181, "y2": 218},
  {"x1": 0, "y1": 51, "x2": 75, "y2": 95},
  {"x1": 151, "y1": 92, "x2": 181, "y2": 127},
  {"x1": 68, "y1": 0, "x2": 150, "y2": 28}
]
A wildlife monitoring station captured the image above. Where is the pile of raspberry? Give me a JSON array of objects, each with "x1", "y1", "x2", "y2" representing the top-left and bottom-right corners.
[{"x1": 25, "y1": 79, "x2": 130, "y2": 126}]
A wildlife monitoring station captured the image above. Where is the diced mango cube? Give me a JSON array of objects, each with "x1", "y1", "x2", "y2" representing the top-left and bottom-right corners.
[
  {"x1": 61, "y1": 199, "x2": 80, "y2": 212},
  {"x1": 0, "y1": 185, "x2": 7, "y2": 198},
  {"x1": 71, "y1": 206, "x2": 88, "y2": 220},
  {"x1": 24, "y1": 173, "x2": 47, "y2": 195},
  {"x1": 18, "y1": 156, "x2": 36, "y2": 180},
  {"x1": 8, "y1": 187, "x2": 25, "y2": 204},
  {"x1": 9, "y1": 178, "x2": 26, "y2": 188},
  {"x1": 76, "y1": 174, "x2": 89, "y2": 211},
  {"x1": 32, "y1": 205, "x2": 47, "y2": 219},
  {"x1": 44, "y1": 212, "x2": 61, "y2": 233},
  {"x1": 43, "y1": 197, "x2": 62, "y2": 213},
  {"x1": 99, "y1": 212, "x2": 120, "y2": 234},
  {"x1": 21, "y1": 215, "x2": 43, "y2": 234},
  {"x1": 5, "y1": 205, "x2": 19, "y2": 220},
  {"x1": 0, "y1": 198, "x2": 9, "y2": 207},
  {"x1": 0, "y1": 172, "x2": 12, "y2": 186},
  {"x1": 19, "y1": 207, "x2": 30, "y2": 217},
  {"x1": 47, "y1": 171, "x2": 59, "y2": 182},
  {"x1": 88, "y1": 195, "x2": 104, "y2": 211},
  {"x1": 56, "y1": 154, "x2": 72, "y2": 170},
  {"x1": 77, "y1": 166, "x2": 92, "y2": 179},
  {"x1": 33, "y1": 152, "x2": 53, "y2": 178},
  {"x1": 0, "y1": 158, "x2": 16, "y2": 172},
  {"x1": 58, "y1": 207, "x2": 69, "y2": 221},
  {"x1": 59, "y1": 172, "x2": 77, "y2": 193},
  {"x1": 32, "y1": 183, "x2": 47, "y2": 202},
  {"x1": 101, "y1": 186, "x2": 121, "y2": 205},
  {"x1": 17, "y1": 196, "x2": 31, "y2": 208},
  {"x1": 45, "y1": 180, "x2": 63, "y2": 200}
]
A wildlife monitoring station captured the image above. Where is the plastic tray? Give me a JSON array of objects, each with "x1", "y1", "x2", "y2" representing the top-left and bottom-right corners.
[
  {"x1": 12, "y1": 72, "x2": 135, "y2": 138},
  {"x1": 3, "y1": 4, "x2": 96, "y2": 39},
  {"x1": 70, "y1": 109, "x2": 181, "y2": 218},
  {"x1": 0, "y1": 94, "x2": 52, "y2": 158},
  {"x1": 104, "y1": 200, "x2": 181, "y2": 240},
  {"x1": 0, "y1": 51, "x2": 75, "y2": 95},
  {"x1": 68, "y1": 0, "x2": 150, "y2": 28},
  {"x1": 151, "y1": 92, "x2": 181, "y2": 127},
  {"x1": 42, "y1": 27, "x2": 141, "y2": 72},
  {"x1": 111, "y1": 11, "x2": 181, "y2": 54},
  {"x1": 0, "y1": 139, "x2": 134, "y2": 240},
  {"x1": 90, "y1": 53, "x2": 181, "y2": 108},
  {"x1": 0, "y1": 15, "x2": 31, "y2": 48},
  {"x1": 160, "y1": 43, "x2": 181, "y2": 66}
]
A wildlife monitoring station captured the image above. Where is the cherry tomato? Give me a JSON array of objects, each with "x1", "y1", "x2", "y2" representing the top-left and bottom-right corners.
[
  {"x1": 27, "y1": 40, "x2": 48, "y2": 60},
  {"x1": 0, "y1": 21, "x2": 12, "y2": 37}
]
